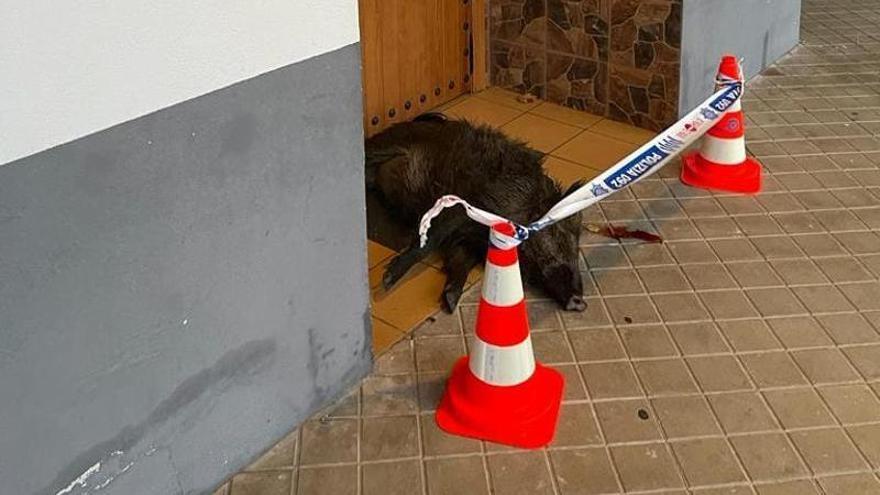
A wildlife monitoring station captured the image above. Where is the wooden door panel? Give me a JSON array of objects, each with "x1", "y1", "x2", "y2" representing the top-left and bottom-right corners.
[{"x1": 360, "y1": 0, "x2": 471, "y2": 137}]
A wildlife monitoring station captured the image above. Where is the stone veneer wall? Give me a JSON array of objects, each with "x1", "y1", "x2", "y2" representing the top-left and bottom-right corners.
[{"x1": 490, "y1": 0, "x2": 682, "y2": 131}]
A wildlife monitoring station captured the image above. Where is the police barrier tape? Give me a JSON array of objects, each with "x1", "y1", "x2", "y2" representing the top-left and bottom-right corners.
[{"x1": 419, "y1": 80, "x2": 744, "y2": 250}]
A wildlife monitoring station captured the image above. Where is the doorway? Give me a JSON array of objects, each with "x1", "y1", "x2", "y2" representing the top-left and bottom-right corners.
[{"x1": 358, "y1": 0, "x2": 487, "y2": 137}]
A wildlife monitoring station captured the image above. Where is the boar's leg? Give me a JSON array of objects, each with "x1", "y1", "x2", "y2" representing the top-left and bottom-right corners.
[
  {"x1": 382, "y1": 210, "x2": 469, "y2": 290},
  {"x1": 440, "y1": 243, "x2": 481, "y2": 313}
]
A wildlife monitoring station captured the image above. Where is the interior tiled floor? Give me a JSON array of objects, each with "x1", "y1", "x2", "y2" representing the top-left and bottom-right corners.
[
  {"x1": 217, "y1": 0, "x2": 880, "y2": 492},
  {"x1": 368, "y1": 85, "x2": 654, "y2": 355}
]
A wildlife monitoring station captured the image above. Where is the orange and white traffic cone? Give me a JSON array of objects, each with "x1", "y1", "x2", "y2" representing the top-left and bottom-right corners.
[
  {"x1": 435, "y1": 223, "x2": 564, "y2": 449},
  {"x1": 681, "y1": 55, "x2": 762, "y2": 194}
]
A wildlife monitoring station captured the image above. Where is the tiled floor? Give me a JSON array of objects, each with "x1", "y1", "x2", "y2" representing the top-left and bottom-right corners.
[
  {"x1": 367, "y1": 85, "x2": 654, "y2": 355},
  {"x1": 217, "y1": 0, "x2": 880, "y2": 492}
]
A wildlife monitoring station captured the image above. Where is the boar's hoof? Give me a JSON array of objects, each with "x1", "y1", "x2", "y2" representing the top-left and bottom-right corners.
[
  {"x1": 565, "y1": 295, "x2": 587, "y2": 312},
  {"x1": 441, "y1": 286, "x2": 462, "y2": 314}
]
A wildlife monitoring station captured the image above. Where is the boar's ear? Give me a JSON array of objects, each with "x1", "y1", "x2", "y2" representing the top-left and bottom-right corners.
[{"x1": 563, "y1": 179, "x2": 587, "y2": 197}]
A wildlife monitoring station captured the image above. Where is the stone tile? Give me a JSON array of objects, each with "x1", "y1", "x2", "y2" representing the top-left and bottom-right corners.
[
  {"x1": 652, "y1": 395, "x2": 721, "y2": 439},
  {"x1": 416, "y1": 371, "x2": 447, "y2": 411},
  {"x1": 618, "y1": 325, "x2": 677, "y2": 358},
  {"x1": 763, "y1": 388, "x2": 836, "y2": 428},
  {"x1": 531, "y1": 332, "x2": 575, "y2": 364},
  {"x1": 687, "y1": 356, "x2": 753, "y2": 392},
  {"x1": 819, "y1": 474, "x2": 880, "y2": 495},
  {"x1": 651, "y1": 293, "x2": 710, "y2": 322},
  {"x1": 815, "y1": 256, "x2": 874, "y2": 283},
  {"x1": 604, "y1": 295, "x2": 660, "y2": 325},
  {"x1": 791, "y1": 349, "x2": 861, "y2": 384},
  {"x1": 767, "y1": 316, "x2": 833, "y2": 349},
  {"x1": 230, "y1": 472, "x2": 291, "y2": 495},
  {"x1": 299, "y1": 419, "x2": 358, "y2": 465},
  {"x1": 560, "y1": 297, "x2": 612, "y2": 328},
  {"x1": 839, "y1": 282, "x2": 880, "y2": 311},
  {"x1": 634, "y1": 359, "x2": 698, "y2": 396},
  {"x1": 552, "y1": 403, "x2": 603, "y2": 447},
  {"x1": 550, "y1": 448, "x2": 620, "y2": 495},
  {"x1": 755, "y1": 480, "x2": 821, "y2": 495},
  {"x1": 558, "y1": 364, "x2": 589, "y2": 400},
  {"x1": 666, "y1": 321, "x2": 730, "y2": 355},
  {"x1": 420, "y1": 412, "x2": 481, "y2": 456},
  {"x1": 580, "y1": 361, "x2": 642, "y2": 399},
  {"x1": 770, "y1": 259, "x2": 828, "y2": 285},
  {"x1": 699, "y1": 291, "x2": 759, "y2": 320},
  {"x1": 610, "y1": 443, "x2": 684, "y2": 492},
  {"x1": 843, "y1": 344, "x2": 880, "y2": 380},
  {"x1": 848, "y1": 424, "x2": 880, "y2": 469},
  {"x1": 594, "y1": 398, "x2": 662, "y2": 444},
  {"x1": 362, "y1": 460, "x2": 421, "y2": 495},
  {"x1": 361, "y1": 374, "x2": 418, "y2": 416},
  {"x1": 667, "y1": 240, "x2": 719, "y2": 264},
  {"x1": 374, "y1": 339, "x2": 415, "y2": 375},
  {"x1": 730, "y1": 433, "x2": 808, "y2": 481},
  {"x1": 568, "y1": 328, "x2": 626, "y2": 361},
  {"x1": 740, "y1": 352, "x2": 809, "y2": 388},
  {"x1": 415, "y1": 337, "x2": 465, "y2": 372},
  {"x1": 819, "y1": 384, "x2": 880, "y2": 424},
  {"x1": 718, "y1": 320, "x2": 782, "y2": 352},
  {"x1": 360, "y1": 416, "x2": 419, "y2": 461},
  {"x1": 708, "y1": 392, "x2": 779, "y2": 434},
  {"x1": 789, "y1": 428, "x2": 869, "y2": 475},
  {"x1": 297, "y1": 466, "x2": 357, "y2": 495},
  {"x1": 425, "y1": 456, "x2": 489, "y2": 495},
  {"x1": 487, "y1": 452, "x2": 555, "y2": 495},
  {"x1": 726, "y1": 261, "x2": 784, "y2": 288},
  {"x1": 710, "y1": 239, "x2": 762, "y2": 262},
  {"x1": 637, "y1": 266, "x2": 690, "y2": 292},
  {"x1": 671, "y1": 438, "x2": 746, "y2": 486},
  {"x1": 682, "y1": 264, "x2": 737, "y2": 290},
  {"x1": 816, "y1": 313, "x2": 880, "y2": 345},
  {"x1": 792, "y1": 285, "x2": 855, "y2": 313},
  {"x1": 793, "y1": 233, "x2": 847, "y2": 257},
  {"x1": 745, "y1": 288, "x2": 807, "y2": 317},
  {"x1": 593, "y1": 268, "x2": 643, "y2": 295}
]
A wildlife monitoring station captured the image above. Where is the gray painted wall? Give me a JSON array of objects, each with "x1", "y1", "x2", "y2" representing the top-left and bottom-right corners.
[
  {"x1": 0, "y1": 43, "x2": 371, "y2": 495},
  {"x1": 679, "y1": 0, "x2": 802, "y2": 115}
]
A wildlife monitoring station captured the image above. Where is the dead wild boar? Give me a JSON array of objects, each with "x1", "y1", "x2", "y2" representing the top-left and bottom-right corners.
[{"x1": 365, "y1": 113, "x2": 587, "y2": 313}]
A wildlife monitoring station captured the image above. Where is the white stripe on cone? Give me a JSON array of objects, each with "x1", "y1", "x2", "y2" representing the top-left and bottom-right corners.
[
  {"x1": 700, "y1": 135, "x2": 747, "y2": 165},
  {"x1": 469, "y1": 337, "x2": 536, "y2": 386},
  {"x1": 481, "y1": 262, "x2": 525, "y2": 307}
]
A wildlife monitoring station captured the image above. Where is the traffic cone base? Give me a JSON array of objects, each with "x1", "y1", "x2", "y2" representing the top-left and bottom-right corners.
[
  {"x1": 681, "y1": 151, "x2": 762, "y2": 194},
  {"x1": 436, "y1": 357, "x2": 564, "y2": 449}
]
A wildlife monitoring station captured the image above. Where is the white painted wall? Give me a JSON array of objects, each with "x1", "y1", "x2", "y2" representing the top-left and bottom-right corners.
[{"x1": 0, "y1": 0, "x2": 360, "y2": 165}]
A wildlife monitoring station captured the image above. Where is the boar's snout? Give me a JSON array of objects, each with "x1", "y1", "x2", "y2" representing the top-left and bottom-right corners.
[{"x1": 542, "y1": 263, "x2": 586, "y2": 313}]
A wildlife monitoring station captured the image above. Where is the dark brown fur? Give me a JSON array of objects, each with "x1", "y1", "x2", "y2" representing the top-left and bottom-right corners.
[{"x1": 366, "y1": 113, "x2": 587, "y2": 313}]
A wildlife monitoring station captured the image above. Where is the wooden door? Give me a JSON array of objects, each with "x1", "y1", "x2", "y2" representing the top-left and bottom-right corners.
[{"x1": 359, "y1": 0, "x2": 480, "y2": 137}]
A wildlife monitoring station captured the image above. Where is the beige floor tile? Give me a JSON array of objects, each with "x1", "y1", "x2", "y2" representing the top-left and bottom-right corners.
[
  {"x1": 473, "y1": 86, "x2": 542, "y2": 112},
  {"x1": 634, "y1": 359, "x2": 699, "y2": 396},
  {"x1": 552, "y1": 131, "x2": 639, "y2": 169},
  {"x1": 763, "y1": 388, "x2": 836, "y2": 428},
  {"x1": 580, "y1": 361, "x2": 643, "y2": 399},
  {"x1": 551, "y1": 403, "x2": 603, "y2": 447},
  {"x1": 594, "y1": 399, "x2": 662, "y2": 444},
  {"x1": 590, "y1": 119, "x2": 658, "y2": 145},
  {"x1": 687, "y1": 356, "x2": 753, "y2": 392},
  {"x1": 371, "y1": 264, "x2": 447, "y2": 331},
  {"x1": 361, "y1": 374, "x2": 417, "y2": 416},
  {"x1": 367, "y1": 241, "x2": 395, "y2": 269},
  {"x1": 740, "y1": 352, "x2": 809, "y2": 388},
  {"x1": 819, "y1": 473, "x2": 880, "y2": 495},
  {"x1": 530, "y1": 102, "x2": 603, "y2": 128},
  {"x1": 568, "y1": 329, "x2": 626, "y2": 362},
  {"x1": 818, "y1": 384, "x2": 880, "y2": 424},
  {"x1": 372, "y1": 318, "x2": 406, "y2": 355},
  {"x1": 755, "y1": 480, "x2": 821, "y2": 495},
  {"x1": 501, "y1": 113, "x2": 581, "y2": 153},
  {"x1": 543, "y1": 156, "x2": 604, "y2": 187},
  {"x1": 445, "y1": 96, "x2": 524, "y2": 127},
  {"x1": 618, "y1": 325, "x2": 677, "y2": 358}
]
